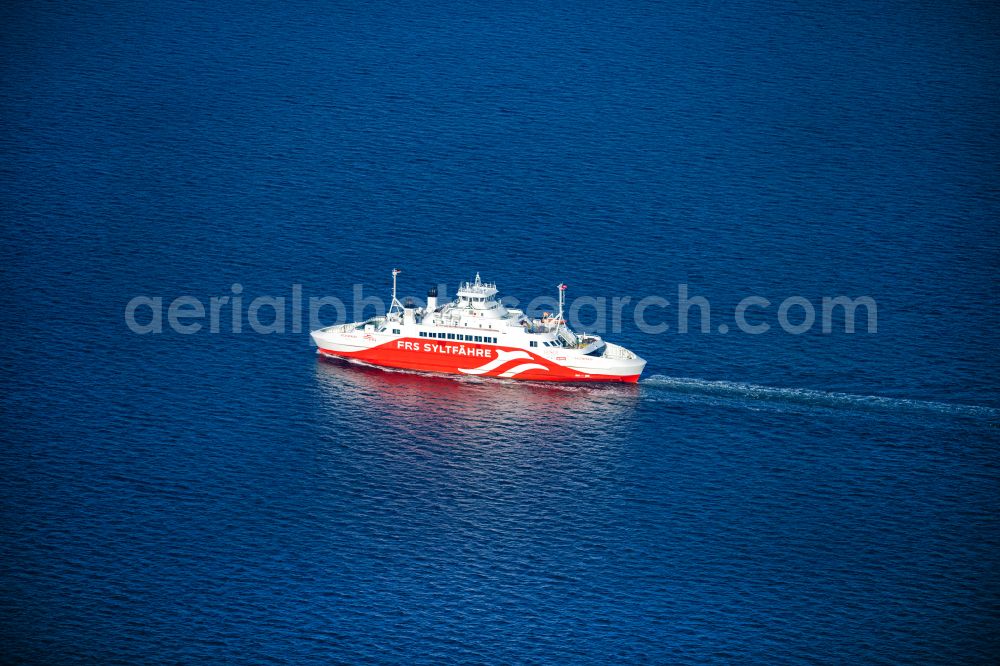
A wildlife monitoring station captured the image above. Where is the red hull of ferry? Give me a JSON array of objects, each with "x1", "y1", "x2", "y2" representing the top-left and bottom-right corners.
[{"x1": 318, "y1": 338, "x2": 641, "y2": 383}]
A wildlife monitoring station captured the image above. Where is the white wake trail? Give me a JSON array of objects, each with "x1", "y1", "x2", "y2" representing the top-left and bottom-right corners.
[{"x1": 640, "y1": 375, "x2": 999, "y2": 418}]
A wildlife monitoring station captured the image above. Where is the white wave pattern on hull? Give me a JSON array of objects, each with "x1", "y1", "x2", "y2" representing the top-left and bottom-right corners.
[
  {"x1": 498, "y1": 363, "x2": 550, "y2": 378},
  {"x1": 641, "y1": 375, "x2": 1000, "y2": 418},
  {"x1": 458, "y1": 350, "x2": 533, "y2": 375}
]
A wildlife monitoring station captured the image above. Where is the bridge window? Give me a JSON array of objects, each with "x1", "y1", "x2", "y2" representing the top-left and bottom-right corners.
[
  {"x1": 393, "y1": 329, "x2": 400, "y2": 335},
  {"x1": 529, "y1": 341, "x2": 538, "y2": 347}
]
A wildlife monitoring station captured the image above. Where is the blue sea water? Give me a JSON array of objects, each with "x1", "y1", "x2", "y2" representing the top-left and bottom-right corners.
[{"x1": 2, "y1": 0, "x2": 1000, "y2": 663}]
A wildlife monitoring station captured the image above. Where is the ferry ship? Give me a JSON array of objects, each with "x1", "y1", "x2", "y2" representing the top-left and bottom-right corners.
[{"x1": 311, "y1": 270, "x2": 646, "y2": 383}]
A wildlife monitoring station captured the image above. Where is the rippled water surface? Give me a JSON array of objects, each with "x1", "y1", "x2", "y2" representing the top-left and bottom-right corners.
[{"x1": 2, "y1": 0, "x2": 999, "y2": 663}]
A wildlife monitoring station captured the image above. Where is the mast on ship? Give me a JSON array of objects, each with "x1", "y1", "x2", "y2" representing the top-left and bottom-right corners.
[
  {"x1": 388, "y1": 268, "x2": 404, "y2": 318},
  {"x1": 555, "y1": 282, "x2": 567, "y2": 337}
]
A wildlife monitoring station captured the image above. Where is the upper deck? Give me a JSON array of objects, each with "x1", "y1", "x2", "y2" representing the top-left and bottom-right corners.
[{"x1": 455, "y1": 273, "x2": 498, "y2": 300}]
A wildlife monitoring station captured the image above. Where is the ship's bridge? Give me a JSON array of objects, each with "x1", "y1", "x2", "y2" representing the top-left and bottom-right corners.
[
  {"x1": 456, "y1": 273, "x2": 498, "y2": 300},
  {"x1": 452, "y1": 273, "x2": 508, "y2": 319}
]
